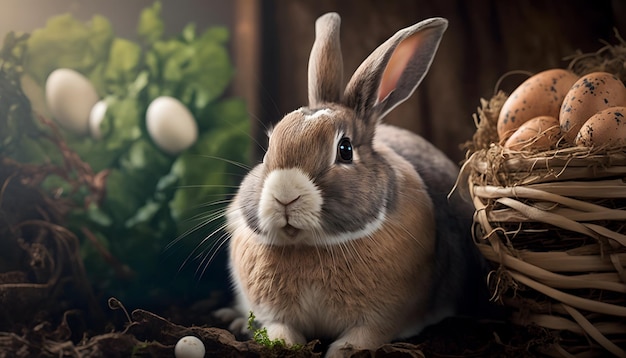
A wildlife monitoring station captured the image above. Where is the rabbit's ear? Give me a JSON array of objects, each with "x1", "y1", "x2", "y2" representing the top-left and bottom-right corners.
[
  {"x1": 308, "y1": 12, "x2": 344, "y2": 107},
  {"x1": 344, "y1": 18, "x2": 447, "y2": 121}
]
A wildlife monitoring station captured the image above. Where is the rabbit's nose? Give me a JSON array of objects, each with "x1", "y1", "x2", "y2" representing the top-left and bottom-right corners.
[{"x1": 275, "y1": 195, "x2": 301, "y2": 207}]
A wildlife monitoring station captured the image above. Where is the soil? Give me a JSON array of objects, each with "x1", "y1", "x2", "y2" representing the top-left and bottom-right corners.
[
  {"x1": 0, "y1": 135, "x2": 538, "y2": 358},
  {"x1": 0, "y1": 296, "x2": 538, "y2": 358}
]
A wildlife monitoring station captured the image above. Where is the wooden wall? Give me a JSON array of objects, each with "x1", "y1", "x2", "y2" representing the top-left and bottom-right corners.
[{"x1": 233, "y1": 0, "x2": 626, "y2": 163}]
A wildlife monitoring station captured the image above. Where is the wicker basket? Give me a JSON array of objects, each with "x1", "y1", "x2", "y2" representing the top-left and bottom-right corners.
[{"x1": 464, "y1": 91, "x2": 626, "y2": 357}]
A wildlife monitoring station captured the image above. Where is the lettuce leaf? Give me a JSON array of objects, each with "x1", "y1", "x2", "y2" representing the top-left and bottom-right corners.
[
  {"x1": 104, "y1": 38, "x2": 142, "y2": 96},
  {"x1": 24, "y1": 14, "x2": 114, "y2": 94},
  {"x1": 146, "y1": 26, "x2": 233, "y2": 113},
  {"x1": 12, "y1": 1, "x2": 251, "y2": 305},
  {"x1": 137, "y1": 1, "x2": 164, "y2": 45}
]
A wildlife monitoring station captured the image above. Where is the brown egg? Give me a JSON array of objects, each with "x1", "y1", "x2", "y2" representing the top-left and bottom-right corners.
[
  {"x1": 497, "y1": 69, "x2": 578, "y2": 141},
  {"x1": 503, "y1": 115, "x2": 561, "y2": 151},
  {"x1": 560, "y1": 72, "x2": 626, "y2": 143},
  {"x1": 575, "y1": 106, "x2": 626, "y2": 148}
]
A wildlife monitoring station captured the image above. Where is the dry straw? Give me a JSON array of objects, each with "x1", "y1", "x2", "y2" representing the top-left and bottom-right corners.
[{"x1": 463, "y1": 31, "x2": 626, "y2": 357}]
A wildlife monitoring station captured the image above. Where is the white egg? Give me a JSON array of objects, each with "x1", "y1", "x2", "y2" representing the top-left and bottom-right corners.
[
  {"x1": 146, "y1": 96, "x2": 198, "y2": 155},
  {"x1": 45, "y1": 68, "x2": 99, "y2": 135},
  {"x1": 89, "y1": 100, "x2": 108, "y2": 140},
  {"x1": 174, "y1": 335, "x2": 205, "y2": 358}
]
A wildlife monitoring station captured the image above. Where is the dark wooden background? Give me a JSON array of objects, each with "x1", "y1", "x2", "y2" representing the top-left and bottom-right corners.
[{"x1": 232, "y1": 0, "x2": 626, "y2": 163}]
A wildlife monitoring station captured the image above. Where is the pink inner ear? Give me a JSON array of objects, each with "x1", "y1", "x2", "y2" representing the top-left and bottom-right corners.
[{"x1": 377, "y1": 32, "x2": 425, "y2": 103}]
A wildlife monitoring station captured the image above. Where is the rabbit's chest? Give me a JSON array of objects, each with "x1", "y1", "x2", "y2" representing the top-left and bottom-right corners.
[
  {"x1": 231, "y1": 233, "x2": 427, "y2": 334},
  {"x1": 241, "y1": 246, "x2": 374, "y2": 337},
  {"x1": 240, "y1": 243, "x2": 373, "y2": 310}
]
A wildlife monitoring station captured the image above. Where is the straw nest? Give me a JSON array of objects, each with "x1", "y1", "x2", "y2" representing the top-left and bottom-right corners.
[{"x1": 463, "y1": 33, "x2": 626, "y2": 357}]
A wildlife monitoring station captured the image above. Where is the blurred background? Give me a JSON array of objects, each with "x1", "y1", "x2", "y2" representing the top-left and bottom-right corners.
[
  {"x1": 249, "y1": 0, "x2": 626, "y2": 163},
  {"x1": 1, "y1": 0, "x2": 624, "y2": 161},
  {"x1": 0, "y1": 0, "x2": 625, "y2": 315}
]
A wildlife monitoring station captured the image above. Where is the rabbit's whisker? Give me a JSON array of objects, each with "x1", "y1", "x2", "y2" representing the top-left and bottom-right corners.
[
  {"x1": 195, "y1": 155, "x2": 254, "y2": 172},
  {"x1": 163, "y1": 205, "x2": 228, "y2": 255},
  {"x1": 181, "y1": 221, "x2": 229, "y2": 274},
  {"x1": 196, "y1": 229, "x2": 230, "y2": 279}
]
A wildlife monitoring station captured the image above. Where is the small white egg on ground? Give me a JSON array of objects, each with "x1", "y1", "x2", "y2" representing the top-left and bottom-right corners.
[
  {"x1": 88, "y1": 100, "x2": 108, "y2": 140},
  {"x1": 146, "y1": 96, "x2": 198, "y2": 155},
  {"x1": 45, "y1": 68, "x2": 99, "y2": 135},
  {"x1": 174, "y1": 335, "x2": 205, "y2": 358}
]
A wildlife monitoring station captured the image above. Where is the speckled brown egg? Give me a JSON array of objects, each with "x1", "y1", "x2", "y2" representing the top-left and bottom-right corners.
[
  {"x1": 503, "y1": 115, "x2": 561, "y2": 151},
  {"x1": 497, "y1": 69, "x2": 578, "y2": 141},
  {"x1": 575, "y1": 106, "x2": 626, "y2": 147},
  {"x1": 560, "y1": 72, "x2": 626, "y2": 143}
]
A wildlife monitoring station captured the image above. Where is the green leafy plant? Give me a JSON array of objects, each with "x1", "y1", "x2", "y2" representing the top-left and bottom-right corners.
[
  {"x1": 246, "y1": 311, "x2": 305, "y2": 352},
  {"x1": 247, "y1": 312, "x2": 287, "y2": 349},
  {"x1": 0, "y1": 32, "x2": 38, "y2": 155},
  {"x1": 2, "y1": 2, "x2": 251, "y2": 307}
]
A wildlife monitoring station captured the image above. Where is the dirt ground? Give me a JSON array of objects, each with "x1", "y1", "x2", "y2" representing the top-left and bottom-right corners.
[
  {"x1": 0, "y1": 296, "x2": 539, "y2": 357},
  {"x1": 0, "y1": 151, "x2": 549, "y2": 358}
]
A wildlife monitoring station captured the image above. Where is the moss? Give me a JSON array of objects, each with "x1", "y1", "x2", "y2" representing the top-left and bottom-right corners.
[{"x1": 247, "y1": 311, "x2": 303, "y2": 351}]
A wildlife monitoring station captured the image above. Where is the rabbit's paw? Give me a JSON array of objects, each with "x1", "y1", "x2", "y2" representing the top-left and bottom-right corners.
[
  {"x1": 265, "y1": 322, "x2": 306, "y2": 347},
  {"x1": 213, "y1": 307, "x2": 249, "y2": 336}
]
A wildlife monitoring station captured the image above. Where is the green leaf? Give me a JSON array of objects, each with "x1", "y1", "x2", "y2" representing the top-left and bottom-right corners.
[
  {"x1": 128, "y1": 70, "x2": 149, "y2": 98},
  {"x1": 103, "y1": 38, "x2": 142, "y2": 96},
  {"x1": 137, "y1": 1, "x2": 164, "y2": 45},
  {"x1": 161, "y1": 42, "x2": 192, "y2": 84},
  {"x1": 100, "y1": 139, "x2": 172, "y2": 225},
  {"x1": 181, "y1": 23, "x2": 196, "y2": 43},
  {"x1": 146, "y1": 39, "x2": 186, "y2": 97},
  {"x1": 146, "y1": 27, "x2": 234, "y2": 112},
  {"x1": 0, "y1": 34, "x2": 41, "y2": 156},
  {"x1": 200, "y1": 98, "x2": 250, "y2": 131},
  {"x1": 9, "y1": 133, "x2": 62, "y2": 165},
  {"x1": 180, "y1": 29, "x2": 234, "y2": 110},
  {"x1": 118, "y1": 138, "x2": 172, "y2": 177},
  {"x1": 24, "y1": 14, "x2": 114, "y2": 91},
  {"x1": 103, "y1": 97, "x2": 142, "y2": 143},
  {"x1": 86, "y1": 202, "x2": 113, "y2": 227},
  {"x1": 125, "y1": 199, "x2": 161, "y2": 228},
  {"x1": 67, "y1": 97, "x2": 143, "y2": 172},
  {"x1": 202, "y1": 27, "x2": 229, "y2": 44},
  {"x1": 102, "y1": 168, "x2": 143, "y2": 224}
]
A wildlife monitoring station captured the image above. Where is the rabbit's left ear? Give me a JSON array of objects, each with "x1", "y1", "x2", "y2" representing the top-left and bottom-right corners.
[{"x1": 344, "y1": 17, "x2": 448, "y2": 121}]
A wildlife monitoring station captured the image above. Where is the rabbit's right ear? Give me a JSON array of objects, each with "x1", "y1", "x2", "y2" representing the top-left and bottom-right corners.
[{"x1": 308, "y1": 12, "x2": 344, "y2": 107}]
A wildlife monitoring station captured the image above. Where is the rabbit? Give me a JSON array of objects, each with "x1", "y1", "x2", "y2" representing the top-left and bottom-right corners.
[{"x1": 220, "y1": 12, "x2": 490, "y2": 357}]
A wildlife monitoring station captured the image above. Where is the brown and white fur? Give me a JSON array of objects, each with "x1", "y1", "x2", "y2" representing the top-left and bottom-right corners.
[{"x1": 221, "y1": 12, "x2": 488, "y2": 357}]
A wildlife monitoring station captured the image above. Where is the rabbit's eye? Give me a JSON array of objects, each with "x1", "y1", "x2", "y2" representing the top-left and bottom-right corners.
[{"x1": 337, "y1": 138, "x2": 353, "y2": 163}]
